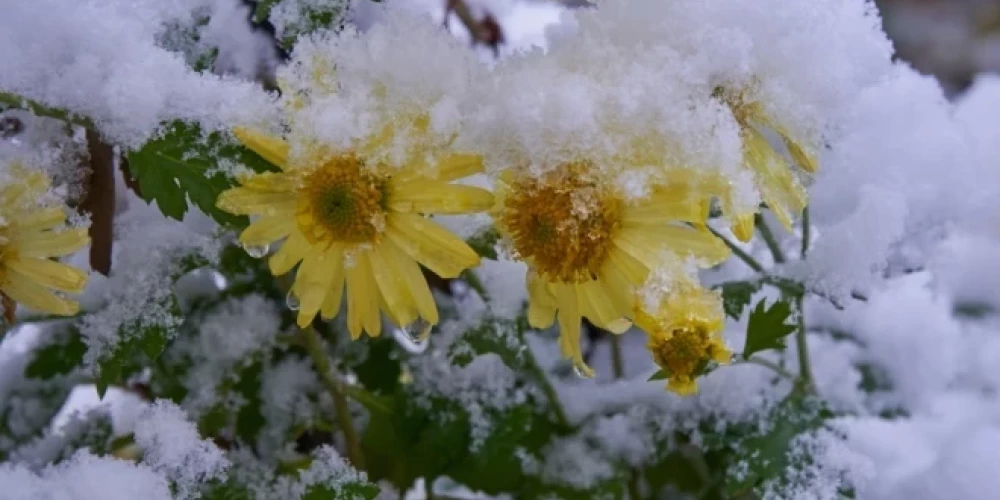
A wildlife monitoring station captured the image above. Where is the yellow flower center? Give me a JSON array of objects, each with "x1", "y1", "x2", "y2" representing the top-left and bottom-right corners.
[
  {"x1": 649, "y1": 325, "x2": 716, "y2": 380},
  {"x1": 296, "y1": 154, "x2": 390, "y2": 245},
  {"x1": 500, "y1": 165, "x2": 622, "y2": 283}
]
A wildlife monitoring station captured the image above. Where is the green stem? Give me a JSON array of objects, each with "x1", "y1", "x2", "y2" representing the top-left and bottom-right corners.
[
  {"x1": 0, "y1": 91, "x2": 96, "y2": 130},
  {"x1": 300, "y1": 326, "x2": 365, "y2": 469},
  {"x1": 517, "y1": 325, "x2": 571, "y2": 428},
  {"x1": 794, "y1": 290, "x2": 814, "y2": 393},
  {"x1": 744, "y1": 356, "x2": 796, "y2": 381},
  {"x1": 610, "y1": 334, "x2": 625, "y2": 380},
  {"x1": 755, "y1": 213, "x2": 786, "y2": 264},
  {"x1": 707, "y1": 225, "x2": 765, "y2": 273},
  {"x1": 800, "y1": 207, "x2": 810, "y2": 259}
]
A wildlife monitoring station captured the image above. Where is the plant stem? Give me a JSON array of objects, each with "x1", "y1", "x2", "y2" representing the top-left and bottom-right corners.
[
  {"x1": 517, "y1": 325, "x2": 571, "y2": 428},
  {"x1": 793, "y1": 289, "x2": 814, "y2": 393},
  {"x1": 0, "y1": 91, "x2": 96, "y2": 130},
  {"x1": 610, "y1": 334, "x2": 625, "y2": 380},
  {"x1": 755, "y1": 213, "x2": 786, "y2": 264},
  {"x1": 744, "y1": 356, "x2": 796, "y2": 381},
  {"x1": 800, "y1": 207, "x2": 810, "y2": 259},
  {"x1": 707, "y1": 225, "x2": 765, "y2": 273},
  {"x1": 794, "y1": 208, "x2": 815, "y2": 392},
  {"x1": 300, "y1": 326, "x2": 365, "y2": 469}
]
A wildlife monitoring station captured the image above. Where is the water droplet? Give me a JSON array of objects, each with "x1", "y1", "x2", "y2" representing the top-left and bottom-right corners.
[
  {"x1": 392, "y1": 318, "x2": 432, "y2": 354},
  {"x1": 573, "y1": 363, "x2": 595, "y2": 379},
  {"x1": 242, "y1": 242, "x2": 269, "y2": 258},
  {"x1": 285, "y1": 290, "x2": 301, "y2": 310}
]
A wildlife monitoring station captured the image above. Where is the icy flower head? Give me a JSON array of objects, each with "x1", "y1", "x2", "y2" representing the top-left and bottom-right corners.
[
  {"x1": 634, "y1": 271, "x2": 730, "y2": 396},
  {"x1": 216, "y1": 7, "x2": 494, "y2": 338}
]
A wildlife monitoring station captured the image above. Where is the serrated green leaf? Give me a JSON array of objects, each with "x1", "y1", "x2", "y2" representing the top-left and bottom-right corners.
[
  {"x1": 743, "y1": 298, "x2": 797, "y2": 359},
  {"x1": 25, "y1": 329, "x2": 87, "y2": 380},
  {"x1": 720, "y1": 281, "x2": 762, "y2": 319},
  {"x1": 253, "y1": 0, "x2": 281, "y2": 23},
  {"x1": 126, "y1": 120, "x2": 275, "y2": 227},
  {"x1": 725, "y1": 395, "x2": 833, "y2": 495},
  {"x1": 465, "y1": 226, "x2": 500, "y2": 260},
  {"x1": 647, "y1": 369, "x2": 668, "y2": 382},
  {"x1": 95, "y1": 297, "x2": 181, "y2": 400},
  {"x1": 448, "y1": 319, "x2": 524, "y2": 370}
]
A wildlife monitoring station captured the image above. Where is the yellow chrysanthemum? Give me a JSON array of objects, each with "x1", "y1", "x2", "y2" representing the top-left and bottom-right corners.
[
  {"x1": 718, "y1": 88, "x2": 818, "y2": 242},
  {"x1": 217, "y1": 128, "x2": 494, "y2": 339},
  {"x1": 0, "y1": 166, "x2": 90, "y2": 321},
  {"x1": 635, "y1": 281, "x2": 731, "y2": 396},
  {"x1": 493, "y1": 162, "x2": 730, "y2": 377}
]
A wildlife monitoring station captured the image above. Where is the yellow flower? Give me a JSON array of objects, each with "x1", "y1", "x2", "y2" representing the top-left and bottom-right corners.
[
  {"x1": 217, "y1": 128, "x2": 494, "y2": 338},
  {"x1": 718, "y1": 87, "x2": 817, "y2": 242},
  {"x1": 635, "y1": 282, "x2": 731, "y2": 396},
  {"x1": 493, "y1": 162, "x2": 730, "y2": 377},
  {"x1": 0, "y1": 166, "x2": 90, "y2": 321}
]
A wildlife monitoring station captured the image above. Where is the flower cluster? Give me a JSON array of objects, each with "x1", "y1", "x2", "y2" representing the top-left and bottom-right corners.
[{"x1": 216, "y1": 4, "x2": 826, "y2": 394}]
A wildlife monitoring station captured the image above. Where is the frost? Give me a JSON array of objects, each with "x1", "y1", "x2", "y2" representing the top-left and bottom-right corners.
[{"x1": 132, "y1": 400, "x2": 229, "y2": 499}]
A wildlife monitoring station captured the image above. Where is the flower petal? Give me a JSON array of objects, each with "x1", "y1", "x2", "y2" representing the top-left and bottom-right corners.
[
  {"x1": 434, "y1": 154, "x2": 484, "y2": 181},
  {"x1": 294, "y1": 245, "x2": 344, "y2": 327},
  {"x1": 368, "y1": 244, "x2": 418, "y2": 327},
  {"x1": 389, "y1": 181, "x2": 494, "y2": 215},
  {"x1": 1, "y1": 270, "x2": 79, "y2": 316},
  {"x1": 553, "y1": 283, "x2": 593, "y2": 378},
  {"x1": 7, "y1": 257, "x2": 88, "y2": 293},
  {"x1": 382, "y1": 238, "x2": 438, "y2": 324},
  {"x1": 13, "y1": 228, "x2": 89, "y2": 258},
  {"x1": 578, "y1": 280, "x2": 630, "y2": 334},
  {"x1": 527, "y1": 272, "x2": 557, "y2": 329},
  {"x1": 345, "y1": 251, "x2": 382, "y2": 338},
  {"x1": 385, "y1": 213, "x2": 479, "y2": 279},
  {"x1": 14, "y1": 208, "x2": 67, "y2": 232},
  {"x1": 240, "y1": 215, "x2": 293, "y2": 247},
  {"x1": 217, "y1": 187, "x2": 297, "y2": 216},
  {"x1": 269, "y1": 230, "x2": 310, "y2": 275},
  {"x1": 233, "y1": 127, "x2": 290, "y2": 170}
]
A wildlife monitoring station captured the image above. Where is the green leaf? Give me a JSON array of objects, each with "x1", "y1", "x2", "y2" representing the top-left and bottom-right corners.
[
  {"x1": 126, "y1": 120, "x2": 276, "y2": 227},
  {"x1": 350, "y1": 337, "x2": 401, "y2": 395},
  {"x1": 302, "y1": 483, "x2": 380, "y2": 500},
  {"x1": 25, "y1": 328, "x2": 87, "y2": 380},
  {"x1": 448, "y1": 319, "x2": 524, "y2": 370},
  {"x1": 253, "y1": 0, "x2": 280, "y2": 23},
  {"x1": 647, "y1": 369, "x2": 669, "y2": 382},
  {"x1": 465, "y1": 226, "x2": 500, "y2": 260},
  {"x1": 720, "y1": 281, "x2": 762, "y2": 320},
  {"x1": 95, "y1": 298, "x2": 180, "y2": 399},
  {"x1": 742, "y1": 298, "x2": 796, "y2": 359},
  {"x1": 725, "y1": 395, "x2": 833, "y2": 495}
]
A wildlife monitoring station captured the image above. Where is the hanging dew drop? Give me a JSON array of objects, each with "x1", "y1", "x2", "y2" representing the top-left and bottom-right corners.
[
  {"x1": 392, "y1": 318, "x2": 432, "y2": 354},
  {"x1": 243, "y1": 242, "x2": 269, "y2": 258},
  {"x1": 573, "y1": 364, "x2": 595, "y2": 379},
  {"x1": 285, "y1": 290, "x2": 301, "y2": 310}
]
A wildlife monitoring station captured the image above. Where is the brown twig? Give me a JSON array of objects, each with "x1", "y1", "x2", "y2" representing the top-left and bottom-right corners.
[
  {"x1": 444, "y1": 0, "x2": 505, "y2": 56},
  {"x1": 81, "y1": 129, "x2": 115, "y2": 275}
]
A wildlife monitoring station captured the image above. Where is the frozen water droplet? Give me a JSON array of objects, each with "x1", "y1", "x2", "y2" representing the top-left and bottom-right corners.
[
  {"x1": 392, "y1": 318, "x2": 432, "y2": 354},
  {"x1": 243, "y1": 242, "x2": 269, "y2": 258},
  {"x1": 285, "y1": 290, "x2": 301, "y2": 310},
  {"x1": 573, "y1": 363, "x2": 595, "y2": 379}
]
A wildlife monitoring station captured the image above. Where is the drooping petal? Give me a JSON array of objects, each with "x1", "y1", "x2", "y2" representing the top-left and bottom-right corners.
[
  {"x1": 553, "y1": 283, "x2": 593, "y2": 378},
  {"x1": 233, "y1": 127, "x2": 290, "y2": 170},
  {"x1": 389, "y1": 181, "x2": 494, "y2": 215},
  {"x1": 578, "y1": 280, "x2": 630, "y2": 334},
  {"x1": 605, "y1": 247, "x2": 649, "y2": 288},
  {"x1": 731, "y1": 213, "x2": 756, "y2": 243},
  {"x1": 385, "y1": 213, "x2": 480, "y2": 279},
  {"x1": 744, "y1": 127, "x2": 807, "y2": 230},
  {"x1": 526, "y1": 272, "x2": 557, "y2": 329},
  {"x1": 1, "y1": 271, "x2": 78, "y2": 316},
  {"x1": 7, "y1": 257, "x2": 88, "y2": 293},
  {"x1": 239, "y1": 214, "x2": 293, "y2": 247},
  {"x1": 667, "y1": 377, "x2": 698, "y2": 396},
  {"x1": 367, "y1": 244, "x2": 418, "y2": 327},
  {"x1": 269, "y1": 230, "x2": 310, "y2": 275},
  {"x1": 319, "y1": 263, "x2": 347, "y2": 320},
  {"x1": 382, "y1": 238, "x2": 438, "y2": 324},
  {"x1": 294, "y1": 245, "x2": 344, "y2": 327},
  {"x1": 345, "y1": 251, "x2": 382, "y2": 338},
  {"x1": 13, "y1": 228, "x2": 89, "y2": 258}
]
